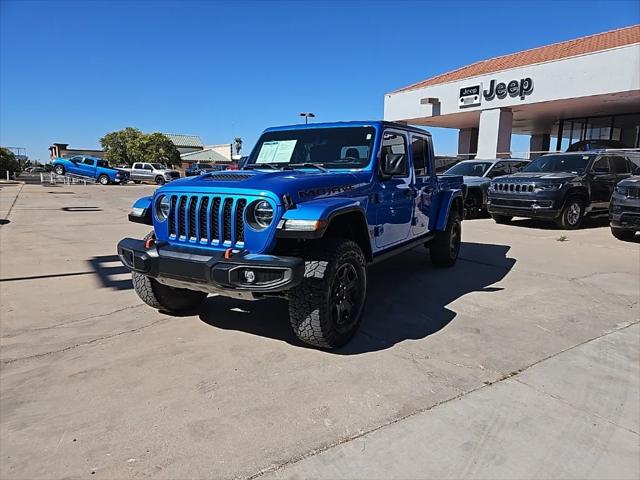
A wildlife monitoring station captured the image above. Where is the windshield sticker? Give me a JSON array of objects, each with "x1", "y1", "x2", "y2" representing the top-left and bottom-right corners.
[{"x1": 256, "y1": 140, "x2": 297, "y2": 164}]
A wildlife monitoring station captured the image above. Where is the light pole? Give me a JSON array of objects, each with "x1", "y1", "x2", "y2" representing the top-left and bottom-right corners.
[{"x1": 299, "y1": 112, "x2": 315, "y2": 124}]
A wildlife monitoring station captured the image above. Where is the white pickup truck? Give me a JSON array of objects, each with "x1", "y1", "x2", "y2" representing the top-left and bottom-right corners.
[{"x1": 126, "y1": 162, "x2": 181, "y2": 185}]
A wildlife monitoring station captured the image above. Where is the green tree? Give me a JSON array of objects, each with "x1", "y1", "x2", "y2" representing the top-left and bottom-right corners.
[
  {"x1": 0, "y1": 148, "x2": 20, "y2": 179},
  {"x1": 143, "y1": 133, "x2": 181, "y2": 167},
  {"x1": 100, "y1": 127, "x2": 143, "y2": 166}
]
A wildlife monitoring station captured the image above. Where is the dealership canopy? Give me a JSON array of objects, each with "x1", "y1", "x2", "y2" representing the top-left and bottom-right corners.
[{"x1": 384, "y1": 25, "x2": 640, "y2": 158}]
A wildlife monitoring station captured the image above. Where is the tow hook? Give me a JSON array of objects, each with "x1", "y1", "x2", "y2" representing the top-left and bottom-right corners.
[
  {"x1": 224, "y1": 248, "x2": 246, "y2": 259},
  {"x1": 145, "y1": 236, "x2": 155, "y2": 249}
]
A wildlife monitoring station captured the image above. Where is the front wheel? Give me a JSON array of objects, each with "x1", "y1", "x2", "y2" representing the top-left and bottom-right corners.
[
  {"x1": 98, "y1": 174, "x2": 109, "y2": 185},
  {"x1": 556, "y1": 197, "x2": 584, "y2": 229},
  {"x1": 288, "y1": 239, "x2": 367, "y2": 349},
  {"x1": 464, "y1": 191, "x2": 482, "y2": 219},
  {"x1": 132, "y1": 272, "x2": 207, "y2": 313},
  {"x1": 491, "y1": 214, "x2": 512, "y2": 224},
  {"x1": 54, "y1": 165, "x2": 65, "y2": 175},
  {"x1": 429, "y1": 211, "x2": 462, "y2": 267},
  {"x1": 155, "y1": 176, "x2": 166, "y2": 185},
  {"x1": 611, "y1": 227, "x2": 635, "y2": 241}
]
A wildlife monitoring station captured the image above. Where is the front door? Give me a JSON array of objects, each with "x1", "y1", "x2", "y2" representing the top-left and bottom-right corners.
[{"x1": 375, "y1": 130, "x2": 414, "y2": 248}]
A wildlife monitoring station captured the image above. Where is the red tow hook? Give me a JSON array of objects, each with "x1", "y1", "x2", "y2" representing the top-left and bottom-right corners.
[
  {"x1": 224, "y1": 248, "x2": 233, "y2": 259},
  {"x1": 145, "y1": 236, "x2": 155, "y2": 249}
]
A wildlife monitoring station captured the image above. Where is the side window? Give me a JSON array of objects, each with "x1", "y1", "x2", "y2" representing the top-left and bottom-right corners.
[
  {"x1": 69, "y1": 156, "x2": 82, "y2": 163},
  {"x1": 487, "y1": 162, "x2": 510, "y2": 178},
  {"x1": 381, "y1": 131, "x2": 408, "y2": 177},
  {"x1": 83, "y1": 158, "x2": 95, "y2": 166},
  {"x1": 143, "y1": 164, "x2": 153, "y2": 170},
  {"x1": 610, "y1": 156, "x2": 630, "y2": 174},
  {"x1": 411, "y1": 136, "x2": 428, "y2": 177},
  {"x1": 132, "y1": 163, "x2": 142, "y2": 169},
  {"x1": 510, "y1": 161, "x2": 528, "y2": 172},
  {"x1": 591, "y1": 156, "x2": 611, "y2": 173}
]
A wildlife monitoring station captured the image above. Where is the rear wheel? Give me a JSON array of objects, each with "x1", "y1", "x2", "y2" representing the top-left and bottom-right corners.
[
  {"x1": 155, "y1": 176, "x2": 166, "y2": 185},
  {"x1": 491, "y1": 214, "x2": 512, "y2": 224},
  {"x1": 429, "y1": 211, "x2": 462, "y2": 267},
  {"x1": 54, "y1": 165, "x2": 65, "y2": 175},
  {"x1": 556, "y1": 197, "x2": 584, "y2": 229},
  {"x1": 288, "y1": 239, "x2": 367, "y2": 349},
  {"x1": 98, "y1": 174, "x2": 109, "y2": 185},
  {"x1": 611, "y1": 227, "x2": 635, "y2": 241}
]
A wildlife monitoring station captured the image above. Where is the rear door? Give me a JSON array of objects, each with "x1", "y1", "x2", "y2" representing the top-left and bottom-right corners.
[
  {"x1": 410, "y1": 133, "x2": 436, "y2": 236},
  {"x1": 375, "y1": 130, "x2": 414, "y2": 248},
  {"x1": 590, "y1": 156, "x2": 615, "y2": 208}
]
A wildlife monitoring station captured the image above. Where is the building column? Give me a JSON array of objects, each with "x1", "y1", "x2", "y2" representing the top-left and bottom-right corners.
[
  {"x1": 457, "y1": 128, "x2": 478, "y2": 159},
  {"x1": 477, "y1": 108, "x2": 513, "y2": 159},
  {"x1": 529, "y1": 134, "x2": 551, "y2": 158}
]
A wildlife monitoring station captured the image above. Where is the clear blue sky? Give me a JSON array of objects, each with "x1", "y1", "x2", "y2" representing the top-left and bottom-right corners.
[{"x1": 1, "y1": 0, "x2": 638, "y2": 161}]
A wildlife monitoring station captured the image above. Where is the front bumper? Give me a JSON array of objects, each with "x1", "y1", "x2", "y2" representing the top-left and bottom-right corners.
[
  {"x1": 487, "y1": 195, "x2": 560, "y2": 220},
  {"x1": 609, "y1": 195, "x2": 640, "y2": 231},
  {"x1": 117, "y1": 238, "x2": 304, "y2": 294}
]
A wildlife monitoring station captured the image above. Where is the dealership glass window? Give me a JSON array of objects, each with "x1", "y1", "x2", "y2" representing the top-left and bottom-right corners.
[{"x1": 556, "y1": 113, "x2": 640, "y2": 151}]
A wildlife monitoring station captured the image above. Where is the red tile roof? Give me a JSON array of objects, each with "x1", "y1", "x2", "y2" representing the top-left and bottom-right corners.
[{"x1": 394, "y1": 24, "x2": 640, "y2": 93}]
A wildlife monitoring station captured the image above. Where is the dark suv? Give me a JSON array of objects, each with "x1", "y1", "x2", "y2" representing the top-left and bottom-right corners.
[
  {"x1": 487, "y1": 152, "x2": 636, "y2": 229},
  {"x1": 610, "y1": 176, "x2": 640, "y2": 240}
]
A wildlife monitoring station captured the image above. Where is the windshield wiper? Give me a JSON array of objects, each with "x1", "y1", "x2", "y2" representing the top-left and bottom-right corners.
[
  {"x1": 286, "y1": 163, "x2": 328, "y2": 172},
  {"x1": 245, "y1": 163, "x2": 279, "y2": 170}
]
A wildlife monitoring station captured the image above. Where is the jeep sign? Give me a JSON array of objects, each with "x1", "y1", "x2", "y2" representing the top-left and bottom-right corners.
[{"x1": 458, "y1": 77, "x2": 534, "y2": 109}]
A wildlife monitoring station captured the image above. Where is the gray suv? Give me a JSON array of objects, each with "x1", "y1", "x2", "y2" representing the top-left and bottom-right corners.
[
  {"x1": 610, "y1": 176, "x2": 640, "y2": 240},
  {"x1": 444, "y1": 159, "x2": 529, "y2": 218}
]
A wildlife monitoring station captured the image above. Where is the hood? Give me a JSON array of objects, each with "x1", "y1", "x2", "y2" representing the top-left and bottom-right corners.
[
  {"x1": 617, "y1": 175, "x2": 640, "y2": 187},
  {"x1": 159, "y1": 169, "x2": 371, "y2": 204},
  {"x1": 494, "y1": 171, "x2": 578, "y2": 183}
]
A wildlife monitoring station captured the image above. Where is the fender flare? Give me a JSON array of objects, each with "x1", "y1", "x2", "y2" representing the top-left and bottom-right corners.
[
  {"x1": 433, "y1": 189, "x2": 464, "y2": 231},
  {"x1": 128, "y1": 196, "x2": 153, "y2": 225}
]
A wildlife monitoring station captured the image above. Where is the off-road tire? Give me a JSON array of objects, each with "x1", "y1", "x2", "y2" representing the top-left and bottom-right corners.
[
  {"x1": 155, "y1": 176, "x2": 165, "y2": 185},
  {"x1": 611, "y1": 227, "x2": 635, "y2": 241},
  {"x1": 429, "y1": 211, "x2": 462, "y2": 267},
  {"x1": 464, "y1": 190, "x2": 482, "y2": 219},
  {"x1": 132, "y1": 272, "x2": 207, "y2": 313},
  {"x1": 98, "y1": 174, "x2": 109, "y2": 185},
  {"x1": 288, "y1": 238, "x2": 367, "y2": 349},
  {"x1": 556, "y1": 197, "x2": 584, "y2": 230},
  {"x1": 491, "y1": 214, "x2": 512, "y2": 224},
  {"x1": 54, "y1": 165, "x2": 65, "y2": 175}
]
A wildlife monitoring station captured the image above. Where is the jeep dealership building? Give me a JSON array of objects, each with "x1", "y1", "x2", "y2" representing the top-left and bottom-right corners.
[{"x1": 384, "y1": 25, "x2": 640, "y2": 158}]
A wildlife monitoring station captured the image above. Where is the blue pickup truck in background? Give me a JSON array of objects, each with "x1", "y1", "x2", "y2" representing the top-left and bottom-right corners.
[
  {"x1": 52, "y1": 155, "x2": 128, "y2": 185},
  {"x1": 117, "y1": 121, "x2": 465, "y2": 348}
]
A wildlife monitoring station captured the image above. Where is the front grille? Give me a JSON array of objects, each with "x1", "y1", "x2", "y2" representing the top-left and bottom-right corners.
[
  {"x1": 494, "y1": 183, "x2": 534, "y2": 193},
  {"x1": 166, "y1": 194, "x2": 249, "y2": 247},
  {"x1": 627, "y1": 186, "x2": 640, "y2": 199},
  {"x1": 168, "y1": 172, "x2": 180, "y2": 179},
  {"x1": 490, "y1": 198, "x2": 553, "y2": 209}
]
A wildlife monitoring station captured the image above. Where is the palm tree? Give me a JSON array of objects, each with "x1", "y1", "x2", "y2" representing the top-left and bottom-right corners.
[{"x1": 234, "y1": 137, "x2": 243, "y2": 156}]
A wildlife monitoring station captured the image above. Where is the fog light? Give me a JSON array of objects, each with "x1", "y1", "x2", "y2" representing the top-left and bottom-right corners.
[{"x1": 244, "y1": 270, "x2": 256, "y2": 283}]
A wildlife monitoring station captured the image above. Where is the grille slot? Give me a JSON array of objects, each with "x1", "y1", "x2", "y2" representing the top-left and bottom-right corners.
[
  {"x1": 188, "y1": 197, "x2": 198, "y2": 239},
  {"x1": 168, "y1": 196, "x2": 177, "y2": 234},
  {"x1": 177, "y1": 196, "x2": 187, "y2": 238},
  {"x1": 222, "y1": 198, "x2": 233, "y2": 243},
  {"x1": 235, "y1": 199, "x2": 247, "y2": 243},
  {"x1": 198, "y1": 197, "x2": 209, "y2": 240},
  {"x1": 211, "y1": 197, "x2": 221, "y2": 241}
]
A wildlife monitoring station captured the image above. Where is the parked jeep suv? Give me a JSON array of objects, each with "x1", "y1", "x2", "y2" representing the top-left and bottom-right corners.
[
  {"x1": 443, "y1": 158, "x2": 529, "y2": 218},
  {"x1": 488, "y1": 152, "x2": 636, "y2": 229},
  {"x1": 610, "y1": 176, "x2": 640, "y2": 240}
]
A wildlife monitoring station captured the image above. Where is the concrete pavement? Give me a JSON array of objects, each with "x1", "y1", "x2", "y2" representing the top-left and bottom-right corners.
[{"x1": 1, "y1": 184, "x2": 638, "y2": 479}]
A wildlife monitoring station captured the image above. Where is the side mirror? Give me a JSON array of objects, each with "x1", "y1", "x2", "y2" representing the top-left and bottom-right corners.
[{"x1": 381, "y1": 153, "x2": 407, "y2": 178}]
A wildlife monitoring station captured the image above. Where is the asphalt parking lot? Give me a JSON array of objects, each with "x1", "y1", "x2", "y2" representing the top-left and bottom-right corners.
[{"x1": 1, "y1": 183, "x2": 639, "y2": 479}]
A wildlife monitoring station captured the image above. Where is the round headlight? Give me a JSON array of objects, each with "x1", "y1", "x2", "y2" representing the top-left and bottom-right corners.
[
  {"x1": 155, "y1": 195, "x2": 171, "y2": 222},
  {"x1": 248, "y1": 200, "x2": 274, "y2": 230}
]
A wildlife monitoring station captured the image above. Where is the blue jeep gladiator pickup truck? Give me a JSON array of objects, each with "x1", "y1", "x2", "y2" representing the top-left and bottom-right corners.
[
  {"x1": 117, "y1": 121, "x2": 464, "y2": 348},
  {"x1": 52, "y1": 155, "x2": 128, "y2": 185}
]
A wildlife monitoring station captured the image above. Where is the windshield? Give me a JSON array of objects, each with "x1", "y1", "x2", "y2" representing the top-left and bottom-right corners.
[
  {"x1": 151, "y1": 163, "x2": 166, "y2": 170},
  {"x1": 246, "y1": 127, "x2": 375, "y2": 169},
  {"x1": 523, "y1": 154, "x2": 594, "y2": 174},
  {"x1": 445, "y1": 161, "x2": 493, "y2": 177}
]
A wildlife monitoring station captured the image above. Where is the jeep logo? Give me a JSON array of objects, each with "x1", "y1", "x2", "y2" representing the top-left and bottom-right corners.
[
  {"x1": 298, "y1": 185, "x2": 355, "y2": 198},
  {"x1": 483, "y1": 77, "x2": 533, "y2": 101}
]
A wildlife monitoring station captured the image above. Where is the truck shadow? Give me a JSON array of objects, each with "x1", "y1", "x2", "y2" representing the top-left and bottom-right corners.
[
  {"x1": 507, "y1": 216, "x2": 609, "y2": 231},
  {"x1": 197, "y1": 241, "x2": 516, "y2": 354}
]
